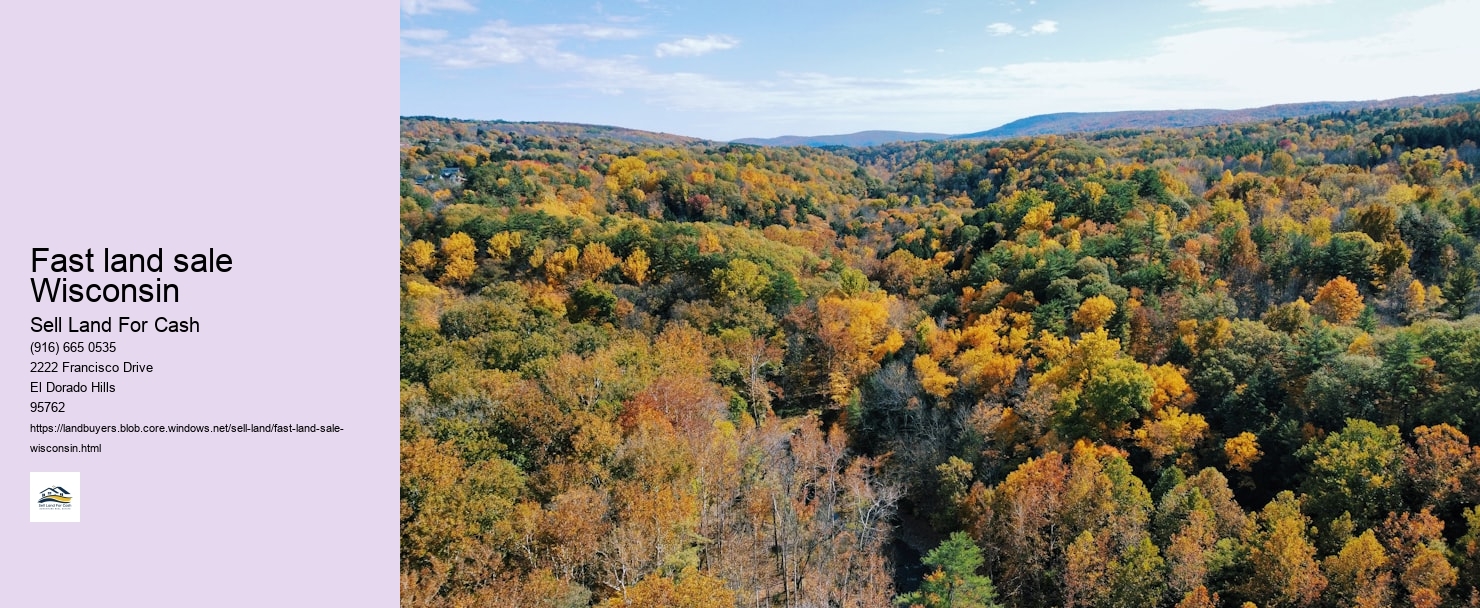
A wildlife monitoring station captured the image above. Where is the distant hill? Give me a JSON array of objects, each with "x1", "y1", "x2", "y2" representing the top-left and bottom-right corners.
[
  {"x1": 406, "y1": 89, "x2": 1480, "y2": 150},
  {"x1": 401, "y1": 117, "x2": 704, "y2": 147},
  {"x1": 732, "y1": 130, "x2": 950, "y2": 147},
  {"x1": 731, "y1": 89, "x2": 1480, "y2": 147},
  {"x1": 956, "y1": 90, "x2": 1480, "y2": 140}
]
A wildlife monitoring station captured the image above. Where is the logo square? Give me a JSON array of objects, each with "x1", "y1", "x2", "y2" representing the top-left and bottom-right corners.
[{"x1": 30, "y1": 472, "x2": 81, "y2": 523}]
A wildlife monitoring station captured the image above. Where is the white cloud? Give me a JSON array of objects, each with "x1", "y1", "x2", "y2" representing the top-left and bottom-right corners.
[
  {"x1": 986, "y1": 22, "x2": 1017, "y2": 36},
  {"x1": 667, "y1": 1, "x2": 1476, "y2": 135},
  {"x1": 654, "y1": 35, "x2": 739, "y2": 58},
  {"x1": 1195, "y1": 0, "x2": 1333, "y2": 11},
  {"x1": 948, "y1": 1, "x2": 1479, "y2": 120},
  {"x1": 400, "y1": 20, "x2": 644, "y2": 68},
  {"x1": 400, "y1": 29, "x2": 448, "y2": 42},
  {"x1": 402, "y1": 1, "x2": 1480, "y2": 139},
  {"x1": 989, "y1": 20, "x2": 1058, "y2": 37},
  {"x1": 401, "y1": 0, "x2": 475, "y2": 15}
]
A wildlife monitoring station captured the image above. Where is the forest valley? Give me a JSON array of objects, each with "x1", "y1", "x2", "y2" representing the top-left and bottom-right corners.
[{"x1": 399, "y1": 105, "x2": 1480, "y2": 608}]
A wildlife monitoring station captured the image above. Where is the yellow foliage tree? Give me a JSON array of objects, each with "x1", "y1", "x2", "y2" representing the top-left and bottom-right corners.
[
  {"x1": 1246, "y1": 492, "x2": 1328, "y2": 607},
  {"x1": 955, "y1": 348, "x2": 1022, "y2": 397},
  {"x1": 1322, "y1": 530, "x2": 1392, "y2": 608},
  {"x1": 816, "y1": 291, "x2": 899, "y2": 405},
  {"x1": 1019, "y1": 201, "x2": 1056, "y2": 234},
  {"x1": 439, "y1": 232, "x2": 477, "y2": 285},
  {"x1": 1073, "y1": 294, "x2": 1117, "y2": 330},
  {"x1": 917, "y1": 317, "x2": 960, "y2": 361},
  {"x1": 1313, "y1": 276, "x2": 1363, "y2": 325},
  {"x1": 1082, "y1": 181, "x2": 1107, "y2": 203},
  {"x1": 1147, "y1": 363, "x2": 1196, "y2": 410},
  {"x1": 1225, "y1": 432, "x2": 1262, "y2": 472},
  {"x1": 622, "y1": 248, "x2": 651, "y2": 285},
  {"x1": 1133, "y1": 406, "x2": 1209, "y2": 463},
  {"x1": 913, "y1": 354, "x2": 958, "y2": 399},
  {"x1": 606, "y1": 566, "x2": 737, "y2": 608},
  {"x1": 1404, "y1": 279, "x2": 1426, "y2": 313},
  {"x1": 486, "y1": 231, "x2": 522, "y2": 262},
  {"x1": 1034, "y1": 328, "x2": 1123, "y2": 390},
  {"x1": 873, "y1": 329, "x2": 905, "y2": 362},
  {"x1": 604, "y1": 156, "x2": 653, "y2": 193},
  {"x1": 698, "y1": 231, "x2": 723, "y2": 254},
  {"x1": 543, "y1": 245, "x2": 580, "y2": 284},
  {"x1": 404, "y1": 280, "x2": 443, "y2": 300},
  {"x1": 1175, "y1": 586, "x2": 1218, "y2": 608},
  {"x1": 959, "y1": 308, "x2": 1033, "y2": 353},
  {"x1": 402, "y1": 239, "x2": 436, "y2": 273},
  {"x1": 579, "y1": 242, "x2": 619, "y2": 277},
  {"x1": 943, "y1": 308, "x2": 1032, "y2": 397}
]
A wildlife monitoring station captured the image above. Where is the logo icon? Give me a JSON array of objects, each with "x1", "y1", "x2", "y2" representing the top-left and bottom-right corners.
[
  {"x1": 38, "y1": 486, "x2": 73, "y2": 506},
  {"x1": 30, "y1": 472, "x2": 81, "y2": 523}
]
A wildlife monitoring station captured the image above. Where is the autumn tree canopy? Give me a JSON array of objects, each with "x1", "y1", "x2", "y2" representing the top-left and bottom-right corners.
[{"x1": 399, "y1": 105, "x2": 1480, "y2": 608}]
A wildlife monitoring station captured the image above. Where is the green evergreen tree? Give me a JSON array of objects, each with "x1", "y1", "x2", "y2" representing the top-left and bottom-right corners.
[
  {"x1": 1356, "y1": 305, "x2": 1377, "y2": 333},
  {"x1": 1443, "y1": 264, "x2": 1476, "y2": 317},
  {"x1": 896, "y1": 532, "x2": 1002, "y2": 608}
]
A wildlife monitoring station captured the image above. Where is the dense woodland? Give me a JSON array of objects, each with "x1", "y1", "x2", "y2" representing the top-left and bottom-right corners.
[{"x1": 400, "y1": 105, "x2": 1480, "y2": 608}]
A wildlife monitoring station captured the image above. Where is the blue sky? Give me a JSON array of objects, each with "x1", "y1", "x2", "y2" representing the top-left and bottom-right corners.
[{"x1": 401, "y1": 0, "x2": 1480, "y2": 141}]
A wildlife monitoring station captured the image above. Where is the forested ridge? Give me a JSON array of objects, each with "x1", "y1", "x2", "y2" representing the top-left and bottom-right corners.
[{"x1": 400, "y1": 105, "x2": 1480, "y2": 608}]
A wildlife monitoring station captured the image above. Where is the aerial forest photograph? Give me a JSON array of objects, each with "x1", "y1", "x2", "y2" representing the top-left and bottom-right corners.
[{"x1": 399, "y1": 1, "x2": 1480, "y2": 606}]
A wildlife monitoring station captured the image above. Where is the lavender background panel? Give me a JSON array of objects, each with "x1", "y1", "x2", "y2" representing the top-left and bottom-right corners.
[{"x1": 1, "y1": 1, "x2": 399, "y2": 604}]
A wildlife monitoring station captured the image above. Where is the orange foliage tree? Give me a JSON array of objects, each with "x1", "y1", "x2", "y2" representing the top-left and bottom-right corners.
[{"x1": 1312, "y1": 276, "x2": 1364, "y2": 325}]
